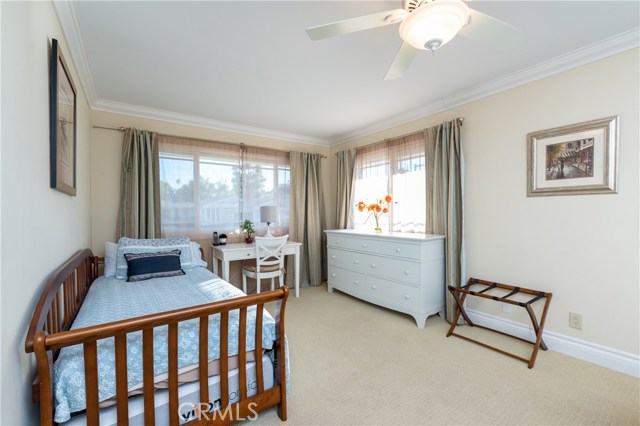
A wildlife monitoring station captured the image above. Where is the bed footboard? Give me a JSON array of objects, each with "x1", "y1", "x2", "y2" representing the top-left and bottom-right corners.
[{"x1": 25, "y1": 249, "x2": 289, "y2": 426}]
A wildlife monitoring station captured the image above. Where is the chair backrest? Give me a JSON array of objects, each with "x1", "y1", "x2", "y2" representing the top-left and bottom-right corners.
[{"x1": 255, "y1": 235, "x2": 289, "y2": 272}]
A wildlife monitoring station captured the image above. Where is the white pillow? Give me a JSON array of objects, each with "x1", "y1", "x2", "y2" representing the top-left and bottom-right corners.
[
  {"x1": 191, "y1": 242, "x2": 208, "y2": 268},
  {"x1": 104, "y1": 241, "x2": 118, "y2": 278}
]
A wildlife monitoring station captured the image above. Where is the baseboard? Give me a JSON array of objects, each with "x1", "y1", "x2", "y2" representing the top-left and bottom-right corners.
[{"x1": 466, "y1": 308, "x2": 640, "y2": 378}]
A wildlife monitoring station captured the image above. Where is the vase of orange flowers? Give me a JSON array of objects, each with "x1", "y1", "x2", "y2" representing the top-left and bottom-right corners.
[{"x1": 356, "y1": 195, "x2": 393, "y2": 233}]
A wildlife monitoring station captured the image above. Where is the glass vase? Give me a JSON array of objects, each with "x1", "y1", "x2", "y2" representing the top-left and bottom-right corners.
[{"x1": 374, "y1": 215, "x2": 382, "y2": 233}]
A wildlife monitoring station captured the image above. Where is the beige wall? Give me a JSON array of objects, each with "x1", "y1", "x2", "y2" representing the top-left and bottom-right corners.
[
  {"x1": 329, "y1": 49, "x2": 640, "y2": 356},
  {"x1": 90, "y1": 111, "x2": 332, "y2": 284},
  {"x1": 0, "y1": 2, "x2": 93, "y2": 424}
]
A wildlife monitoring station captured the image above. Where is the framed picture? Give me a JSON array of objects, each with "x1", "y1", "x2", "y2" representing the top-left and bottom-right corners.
[
  {"x1": 50, "y1": 38, "x2": 77, "y2": 196},
  {"x1": 527, "y1": 116, "x2": 619, "y2": 197}
]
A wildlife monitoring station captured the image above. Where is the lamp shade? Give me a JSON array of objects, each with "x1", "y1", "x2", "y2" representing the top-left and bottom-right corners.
[
  {"x1": 399, "y1": 0, "x2": 469, "y2": 51},
  {"x1": 260, "y1": 206, "x2": 277, "y2": 224}
]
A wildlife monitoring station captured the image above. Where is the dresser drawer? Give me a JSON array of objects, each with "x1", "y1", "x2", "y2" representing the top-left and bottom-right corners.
[
  {"x1": 328, "y1": 267, "x2": 420, "y2": 312},
  {"x1": 327, "y1": 247, "x2": 369, "y2": 272},
  {"x1": 363, "y1": 275, "x2": 421, "y2": 312},
  {"x1": 376, "y1": 240, "x2": 421, "y2": 260},
  {"x1": 327, "y1": 233, "x2": 426, "y2": 261},
  {"x1": 327, "y1": 234, "x2": 378, "y2": 253},
  {"x1": 328, "y1": 248, "x2": 420, "y2": 286}
]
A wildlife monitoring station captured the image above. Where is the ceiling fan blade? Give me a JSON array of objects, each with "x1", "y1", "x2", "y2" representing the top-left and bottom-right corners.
[
  {"x1": 384, "y1": 42, "x2": 418, "y2": 81},
  {"x1": 306, "y1": 9, "x2": 407, "y2": 41},
  {"x1": 458, "y1": 8, "x2": 523, "y2": 50}
]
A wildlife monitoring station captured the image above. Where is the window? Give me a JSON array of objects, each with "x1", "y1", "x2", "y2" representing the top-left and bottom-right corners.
[
  {"x1": 158, "y1": 135, "x2": 289, "y2": 239},
  {"x1": 351, "y1": 133, "x2": 426, "y2": 233}
]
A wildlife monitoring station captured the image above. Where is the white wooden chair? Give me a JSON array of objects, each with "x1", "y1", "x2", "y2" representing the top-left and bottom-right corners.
[{"x1": 242, "y1": 235, "x2": 289, "y2": 294}]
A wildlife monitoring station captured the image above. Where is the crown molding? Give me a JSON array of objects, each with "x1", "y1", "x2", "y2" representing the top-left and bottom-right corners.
[
  {"x1": 93, "y1": 99, "x2": 331, "y2": 147},
  {"x1": 329, "y1": 28, "x2": 640, "y2": 146},
  {"x1": 53, "y1": 0, "x2": 97, "y2": 107},
  {"x1": 54, "y1": 0, "x2": 638, "y2": 149}
]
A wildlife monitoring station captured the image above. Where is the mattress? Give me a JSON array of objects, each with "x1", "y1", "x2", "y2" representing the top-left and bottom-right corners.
[
  {"x1": 63, "y1": 354, "x2": 275, "y2": 426},
  {"x1": 53, "y1": 267, "x2": 279, "y2": 423}
]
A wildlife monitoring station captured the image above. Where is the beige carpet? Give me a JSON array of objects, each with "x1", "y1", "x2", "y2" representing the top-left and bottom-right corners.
[{"x1": 242, "y1": 285, "x2": 639, "y2": 425}]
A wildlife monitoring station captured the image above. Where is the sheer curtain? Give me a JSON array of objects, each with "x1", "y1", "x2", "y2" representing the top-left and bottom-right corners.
[
  {"x1": 289, "y1": 152, "x2": 326, "y2": 287},
  {"x1": 117, "y1": 128, "x2": 161, "y2": 239},
  {"x1": 241, "y1": 146, "x2": 290, "y2": 237},
  {"x1": 335, "y1": 149, "x2": 356, "y2": 229},
  {"x1": 157, "y1": 135, "x2": 241, "y2": 241},
  {"x1": 425, "y1": 120, "x2": 463, "y2": 323},
  {"x1": 351, "y1": 133, "x2": 426, "y2": 233}
]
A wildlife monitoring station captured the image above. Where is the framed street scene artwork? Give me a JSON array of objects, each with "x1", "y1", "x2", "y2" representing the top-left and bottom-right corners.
[
  {"x1": 50, "y1": 38, "x2": 77, "y2": 196},
  {"x1": 527, "y1": 116, "x2": 619, "y2": 197}
]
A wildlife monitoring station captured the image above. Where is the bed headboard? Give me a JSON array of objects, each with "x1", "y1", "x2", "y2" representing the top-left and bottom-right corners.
[{"x1": 25, "y1": 249, "x2": 99, "y2": 355}]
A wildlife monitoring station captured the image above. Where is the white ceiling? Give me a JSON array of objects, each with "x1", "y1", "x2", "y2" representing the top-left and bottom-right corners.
[{"x1": 57, "y1": 1, "x2": 639, "y2": 146}]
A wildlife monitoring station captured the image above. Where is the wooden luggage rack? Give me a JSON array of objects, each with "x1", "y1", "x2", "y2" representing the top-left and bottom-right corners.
[{"x1": 447, "y1": 278, "x2": 552, "y2": 369}]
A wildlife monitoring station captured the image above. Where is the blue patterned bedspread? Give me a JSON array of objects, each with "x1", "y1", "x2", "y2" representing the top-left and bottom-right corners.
[{"x1": 53, "y1": 268, "x2": 277, "y2": 423}]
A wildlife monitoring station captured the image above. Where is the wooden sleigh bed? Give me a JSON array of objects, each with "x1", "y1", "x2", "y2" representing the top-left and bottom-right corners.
[{"x1": 24, "y1": 248, "x2": 289, "y2": 426}]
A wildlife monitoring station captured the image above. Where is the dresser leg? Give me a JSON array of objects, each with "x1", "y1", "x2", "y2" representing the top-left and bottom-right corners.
[
  {"x1": 412, "y1": 313, "x2": 427, "y2": 329},
  {"x1": 327, "y1": 285, "x2": 334, "y2": 294}
]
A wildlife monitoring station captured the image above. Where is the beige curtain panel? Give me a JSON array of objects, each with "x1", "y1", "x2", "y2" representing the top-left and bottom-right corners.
[
  {"x1": 335, "y1": 149, "x2": 356, "y2": 229},
  {"x1": 117, "y1": 128, "x2": 161, "y2": 239},
  {"x1": 425, "y1": 120, "x2": 463, "y2": 323},
  {"x1": 289, "y1": 152, "x2": 326, "y2": 287}
]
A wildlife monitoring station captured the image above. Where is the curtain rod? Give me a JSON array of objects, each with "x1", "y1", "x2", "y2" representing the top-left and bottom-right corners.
[
  {"x1": 92, "y1": 125, "x2": 327, "y2": 158},
  {"x1": 333, "y1": 117, "x2": 465, "y2": 156},
  {"x1": 384, "y1": 117, "x2": 464, "y2": 142}
]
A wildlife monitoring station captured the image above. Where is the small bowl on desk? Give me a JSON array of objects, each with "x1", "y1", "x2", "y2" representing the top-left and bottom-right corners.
[{"x1": 219, "y1": 234, "x2": 227, "y2": 245}]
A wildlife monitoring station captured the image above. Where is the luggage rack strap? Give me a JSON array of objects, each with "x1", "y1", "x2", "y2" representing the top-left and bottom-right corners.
[{"x1": 446, "y1": 277, "x2": 553, "y2": 369}]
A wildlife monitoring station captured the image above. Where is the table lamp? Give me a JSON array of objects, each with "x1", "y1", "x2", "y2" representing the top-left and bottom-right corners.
[{"x1": 260, "y1": 206, "x2": 277, "y2": 237}]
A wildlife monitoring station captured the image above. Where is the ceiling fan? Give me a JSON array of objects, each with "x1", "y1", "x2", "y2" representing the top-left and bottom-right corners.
[{"x1": 306, "y1": 0, "x2": 517, "y2": 80}]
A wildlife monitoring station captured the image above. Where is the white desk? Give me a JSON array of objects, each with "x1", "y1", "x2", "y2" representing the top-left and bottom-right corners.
[{"x1": 212, "y1": 241, "x2": 301, "y2": 298}]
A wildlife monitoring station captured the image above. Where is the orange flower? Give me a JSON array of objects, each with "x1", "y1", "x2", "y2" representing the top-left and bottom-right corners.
[{"x1": 356, "y1": 195, "x2": 394, "y2": 230}]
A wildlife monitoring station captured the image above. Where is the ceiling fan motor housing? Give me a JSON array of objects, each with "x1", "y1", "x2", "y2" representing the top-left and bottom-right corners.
[{"x1": 399, "y1": 0, "x2": 469, "y2": 51}]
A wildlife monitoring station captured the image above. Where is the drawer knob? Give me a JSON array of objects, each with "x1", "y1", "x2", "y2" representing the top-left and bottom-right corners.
[
  {"x1": 362, "y1": 243, "x2": 367, "y2": 248},
  {"x1": 404, "y1": 270, "x2": 410, "y2": 275},
  {"x1": 404, "y1": 295, "x2": 411, "y2": 300},
  {"x1": 331, "y1": 273, "x2": 336, "y2": 277},
  {"x1": 354, "y1": 280, "x2": 359, "y2": 285},
  {"x1": 371, "y1": 285, "x2": 377, "y2": 290},
  {"x1": 246, "y1": 253, "x2": 251, "y2": 256},
  {"x1": 396, "y1": 248, "x2": 401, "y2": 252},
  {"x1": 371, "y1": 264, "x2": 376, "y2": 268},
  {"x1": 331, "y1": 255, "x2": 335, "y2": 259},
  {"x1": 354, "y1": 260, "x2": 359, "y2": 264},
  {"x1": 336, "y1": 240, "x2": 340, "y2": 244}
]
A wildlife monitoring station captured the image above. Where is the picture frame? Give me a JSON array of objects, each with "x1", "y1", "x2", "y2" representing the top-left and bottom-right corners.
[
  {"x1": 50, "y1": 38, "x2": 77, "y2": 196},
  {"x1": 527, "y1": 116, "x2": 619, "y2": 197}
]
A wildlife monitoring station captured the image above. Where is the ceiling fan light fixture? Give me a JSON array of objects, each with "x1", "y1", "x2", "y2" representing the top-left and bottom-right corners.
[{"x1": 399, "y1": 0, "x2": 469, "y2": 51}]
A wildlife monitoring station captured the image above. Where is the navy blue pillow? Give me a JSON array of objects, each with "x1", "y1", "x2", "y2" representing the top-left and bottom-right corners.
[{"x1": 124, "y1": 249, "x2": 185, "y2": 282}]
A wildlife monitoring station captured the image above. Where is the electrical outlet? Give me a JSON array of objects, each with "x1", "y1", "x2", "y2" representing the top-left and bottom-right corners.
[
  {"x1": 569, "y1": 312, "x2": 583, "y2": 330},
  {"x1": 502, "y1": 303, "x2": 512, "y2": 313}
]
